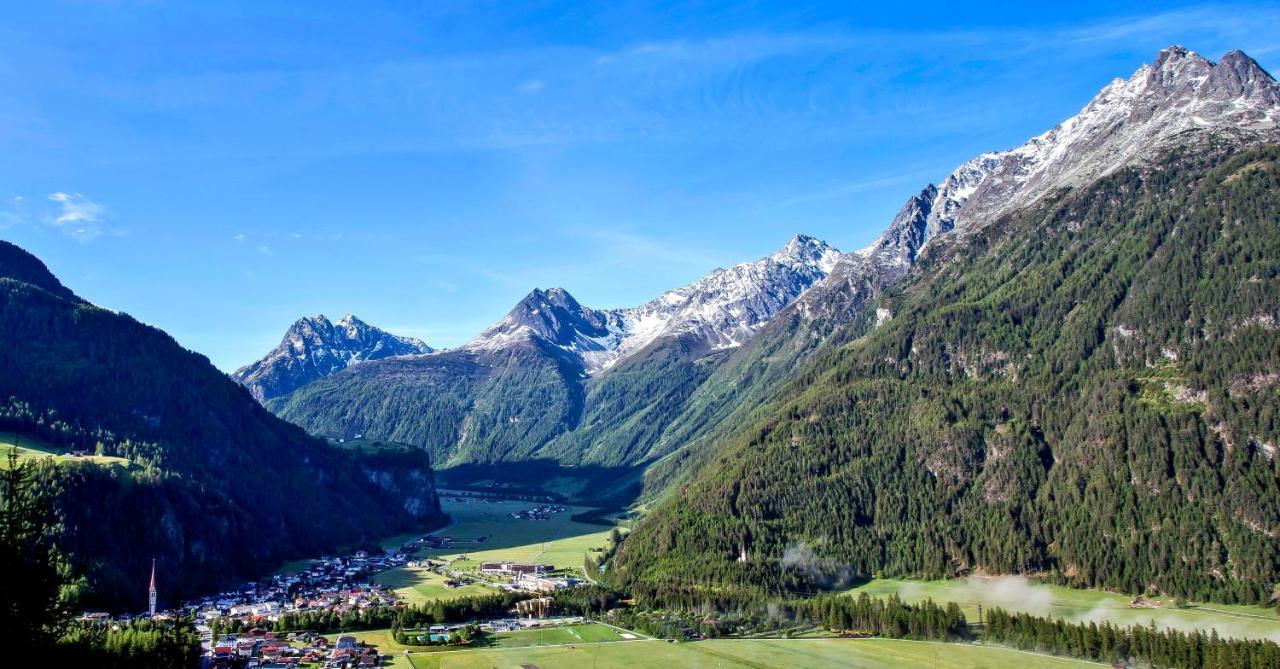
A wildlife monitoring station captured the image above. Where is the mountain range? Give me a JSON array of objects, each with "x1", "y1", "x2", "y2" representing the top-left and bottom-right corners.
[
  {"x1": 611, "y1": 46, "x2": 1280, "y2": 605},
  {"x1": 245, "y1": 47, "x2": 1279, "y2": 504},
  {"x1": 11, "y1": 44, "x2": 1277, "y2": 612}
]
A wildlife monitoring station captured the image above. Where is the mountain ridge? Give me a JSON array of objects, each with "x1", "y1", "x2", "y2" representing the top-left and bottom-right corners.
[{"x1": 0, "y1": 241, "x2": 446, "y2": 608}]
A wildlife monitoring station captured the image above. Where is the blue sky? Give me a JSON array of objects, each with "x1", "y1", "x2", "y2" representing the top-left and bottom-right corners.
[{"x1": 2, "y1": 1, "x2": 1278, "y2": 371}]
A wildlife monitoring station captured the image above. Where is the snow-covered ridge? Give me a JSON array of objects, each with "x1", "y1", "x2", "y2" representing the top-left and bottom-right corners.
[
  {"x1": 465, "y1": 234, "x2": 842, "y2": 373},
  {"x1": 942, "y1": 46, "x2": 1279, "y2": 234},
  {"x1": 233, "y1": 314, "x2": 432, "y2": 402},
  {"x1": 798, "y1": 46, "x2": 1280, "y2": 327}
]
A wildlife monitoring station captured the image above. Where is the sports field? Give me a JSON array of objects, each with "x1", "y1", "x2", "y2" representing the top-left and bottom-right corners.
[
  {"x1": 848, "y1": 577, "x2": 1280, "y2": 642},
  {"x1": 404, "y1": 637, "x2": 1104, "y2": 669}
]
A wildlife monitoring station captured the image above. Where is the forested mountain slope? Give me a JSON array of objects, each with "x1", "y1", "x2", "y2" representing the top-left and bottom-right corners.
[
  {"x1": 629, "y1": 45, "x2": 1280, "y2": 501},
  {"x1": 0, "y1": 241, "x2": 445, "y2": 608},
  {"x1": 610, "y1": 144, "x2": 1280, "y2": 606}
]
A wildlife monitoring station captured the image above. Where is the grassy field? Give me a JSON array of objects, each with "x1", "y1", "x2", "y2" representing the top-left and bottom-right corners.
[
  {"x1": 374, "y1": 565, "x2": 496, "y2": 605},
  {"x1": 327, "y1": 624, "x2": 630, "y2": 667},
  {"x1": 1, "y1": 433, "x2": 133, "y2": 469},
  {"x1": 848, "y1": 577, "x2": 1280, "y2": 642},
  {"x1": 483, "y1": 623, "x2": 629, "y2": 648},
  {"x1": 408, "y1": 496, "x2": 613, "y2": 570},
  {"x1": 404, "y1": 637, "x2": 1104, "y2": 669}
]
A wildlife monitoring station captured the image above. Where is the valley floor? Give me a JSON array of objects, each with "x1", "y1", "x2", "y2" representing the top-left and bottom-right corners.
[{"x1": 373, "y1": 494, "x2": 613, "y2": 604}]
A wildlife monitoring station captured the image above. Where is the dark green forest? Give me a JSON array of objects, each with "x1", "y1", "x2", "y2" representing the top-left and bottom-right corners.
[
  {"x1": 0, "y1": 242, "x2": 446, "y2": 608},
  {"x1": 611, "y1": 144, "x2": 1280, "y2": 606}
]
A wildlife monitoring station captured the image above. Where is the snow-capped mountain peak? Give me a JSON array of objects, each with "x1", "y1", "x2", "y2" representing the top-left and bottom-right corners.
[
  {"x1": 793, "y1": 46, "x2": 1280, "y2": 330},
  {"x1": 233, "y1": 314, "x2": 432, "y2": 402},
  {"x1": 939, "y1": 46, "x2": 1279, "y2": 232},
  {"x1": 464, "y1": 234, "x2": 843, "y2": 372}
]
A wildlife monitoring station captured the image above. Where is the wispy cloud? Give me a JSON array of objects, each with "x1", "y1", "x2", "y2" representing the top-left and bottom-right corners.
[
  {"x1": 518, "y1": 79, "x2": 545, "y2": 94},
  {"x1": 0, "y1": 196, "x2": 26, "y2": 230},
  {"x1": 774, "y1": 169, "x2": 938, "y2": 210},
  {"x1": 46, "y1": 192, "x2": 106, "y2": 241},
  {"x1": 565, "y1": 225, "x2": 735, "y2": 272}
]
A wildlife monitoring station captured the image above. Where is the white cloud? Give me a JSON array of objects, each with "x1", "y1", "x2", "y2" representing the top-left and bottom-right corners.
[
  {"x1": 257, "y1": 245, "x2": 272, "y2": 255},
  {"x1": 232, "y1": 233, "x2": 246, "y2": 242},
  {"x1": 46, "y1": 192, "x2": 106, "y2": 242},
  {"x1": 518, "y1": 79, "x2": 545, "y2": 94}
]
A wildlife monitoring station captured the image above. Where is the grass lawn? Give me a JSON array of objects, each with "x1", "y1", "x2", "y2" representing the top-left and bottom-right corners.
[
  {"x1": 1, "y1": 433, "x2": 134, "y2": 470},
  {"x1": 848, "y1": 577, "x2": 1280, "y2": 643},
  {"x1": 374, "y1": 565, "x2": 495, "y2": 605},
  {"x1": 404, "y1": 637, "x2": 1104, "y2": 669},
  {"x1": 415, "y1": 497, "x2": 613, "y2": 571}
]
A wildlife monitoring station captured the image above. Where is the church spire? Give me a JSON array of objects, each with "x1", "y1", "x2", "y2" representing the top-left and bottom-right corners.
[{"x1": 148, "y1": 558, "x2": 157, "y2": 616}]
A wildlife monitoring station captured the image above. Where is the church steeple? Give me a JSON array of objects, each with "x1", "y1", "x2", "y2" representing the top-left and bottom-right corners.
[{"x1": 148, "y1": 558, "x2": 157, "y2": 616}]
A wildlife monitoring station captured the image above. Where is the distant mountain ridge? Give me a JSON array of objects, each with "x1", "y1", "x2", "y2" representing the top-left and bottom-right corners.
[
  {"x1": 234, "y1": 314, "x2": 432, "y2": 402},
  {"x1": 463, "y1": 234, "x2": 842, "y2": 373},
  {"x1": 266, "y1": 234, "x2": 842, "y2": 480}
]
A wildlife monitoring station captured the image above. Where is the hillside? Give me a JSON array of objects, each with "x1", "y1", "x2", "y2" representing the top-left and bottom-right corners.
[
  {"x1": 0, "y1": 241, "x2": 446, "y2": 608},
  {"x1": 610, "y1": 143, "x2": 1280, "y2": 606}
]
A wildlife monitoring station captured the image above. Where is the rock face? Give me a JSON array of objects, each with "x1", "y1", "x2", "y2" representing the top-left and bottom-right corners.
[
  {"x1": 233, "y1": 314, "x2": 432, "y2": 402},
  {"x1": 465, "y1": 234, "x2": 843, "y2": 373}
]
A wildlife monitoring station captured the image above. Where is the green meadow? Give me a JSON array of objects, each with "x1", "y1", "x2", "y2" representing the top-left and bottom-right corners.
[
  {"x1": 415, "y1": 496, "x2": 613, "y2": 570},
  {"x1": 848, "y1": 577, "x2": 1280, "y2": 643},
  {"x1": 1, "y1": 433, "x2": 134, "y2": 470},
  {"x1": 374, "y1": 566, "x2": 496, "y2": 605},
  {"x1": 371, "y1": 495, "x2": 613, "y2": 606},
  {"x1": 404, "y1": 637, "x2": 1104, "y2": 669}
]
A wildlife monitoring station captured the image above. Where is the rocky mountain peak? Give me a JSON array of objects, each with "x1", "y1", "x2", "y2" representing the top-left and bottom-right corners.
[
  {"x1": 923, "y1": 46, "x2": 1280, "y2": 235},
  {"x1": 467, "y1": 287, "x2": 618, "y2": 354},
  {"x1": 770, "y1": 234, "x2": 842, "y2": 272},
  {"x1": 792, "y1": 45, "x2": 1280, "y2": 333},
  {"x1": 233, "y1": 314, "x2": 432, "y2": 402},
  {"x1": 465, "y1": 234, "x2": 843, "y2": 373}
]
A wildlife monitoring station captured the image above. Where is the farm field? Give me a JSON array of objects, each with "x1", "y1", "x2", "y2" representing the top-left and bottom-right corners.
[
  {"x1": 404, "y1": 637, "x2": 1104, "y2": 669},
  {"x1": 848, "y1": 577, "x2": 1280, "y2": 642},
  {"x1": 374, "y1": 565, "x2": 495, "y2": 605},
  {"x1": 410, "y1": 496, "x2": 613, "y2": 570}
]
